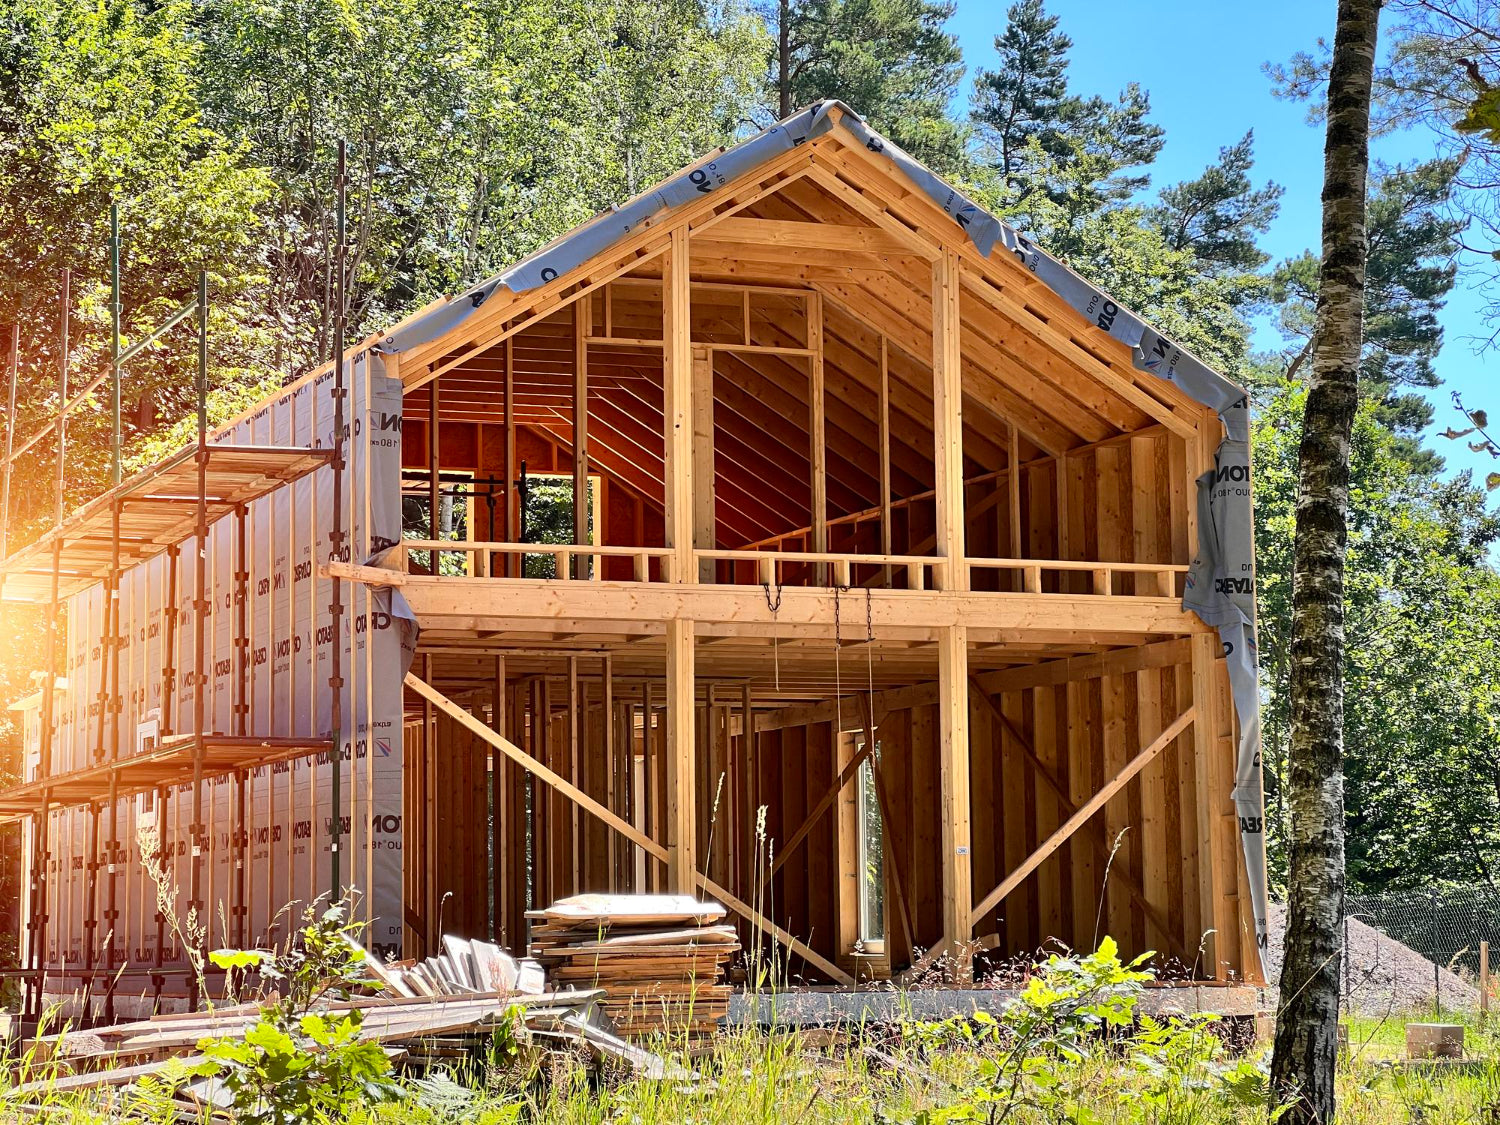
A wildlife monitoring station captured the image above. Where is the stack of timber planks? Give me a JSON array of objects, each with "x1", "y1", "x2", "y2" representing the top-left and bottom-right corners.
[{"x1": 528, "y1": 894, "x2": 739, "y2": 1037}]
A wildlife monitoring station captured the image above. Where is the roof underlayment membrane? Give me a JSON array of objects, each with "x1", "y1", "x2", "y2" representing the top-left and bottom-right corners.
[{"x1": 380, "y1": 101, "x2": 1268, "y2": 977}]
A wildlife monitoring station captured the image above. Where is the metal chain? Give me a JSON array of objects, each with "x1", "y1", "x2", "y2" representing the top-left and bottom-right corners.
[
  {"x1": 865, "y1": 586, "x2": 875, "y2": 736},
  {"x1": 763, "y1": 576, "x2": 783, "y2": 690}
]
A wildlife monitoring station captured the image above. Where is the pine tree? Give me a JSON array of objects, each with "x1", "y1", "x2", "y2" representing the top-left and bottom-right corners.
[
  {"x1": 764, "y1": 0, "x2": 966, "y2": 172},
  {"x1": 1150, "y1": 131, "x2": 1283, "y2": 277},
  {"x1": 970, "y1": 0, "x2": 1163, "y2": 208},
  {"x1": 967, "y1": 0, "x2": 1071, "y2": 190},
  {"x1": 1268, "y1": 159, "x2": 1462, "y2": 469}
]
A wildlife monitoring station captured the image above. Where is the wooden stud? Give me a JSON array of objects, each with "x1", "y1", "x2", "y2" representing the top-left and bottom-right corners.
[
  {"x1": 505, "y1": 337, "x2": 516, "y2": 575},
  {"x1": 693, "y1": 347, "x2": 716, "y2": 582},
  {"x1": 573, "y1": 299, "x2": 589, "y2": 578},
  {"x1": 810, "y1": 293, "x2": 828, "y2": 584},
  {"x1": 665, "y1": 618, "x2": 696, "y2": 893},
  {"x1": 931, "y1": 251, "x2": 966, "y2": 592},
  {"x1": 937, "y1": 623, "x2": 972, "y2": 973},
  {"x1": 878, "y1": 335, "x2": 893, "y2": 584},
  {"x1": 664, "y1": 228, "x2": 694, "y2": 584}
]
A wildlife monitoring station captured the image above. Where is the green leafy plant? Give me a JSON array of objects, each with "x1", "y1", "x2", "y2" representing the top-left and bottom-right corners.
[
  {"x1": 909, "y1": 938, "x2": 1286, "y2": 1125},
  {"x1": 188, "y1": 897, "x2": 401, "y2": 1124}
]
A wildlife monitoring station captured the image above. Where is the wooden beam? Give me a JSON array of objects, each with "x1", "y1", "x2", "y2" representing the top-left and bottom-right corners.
[
  {"x1": 972, "y1": 638, "x2": 1193, "y2": 696},
  {"x1": 1191, "y1": 632, "x2": 1236, "y2": 980},
  {"x1": 664, "y1": 227, "x2": 693, "y2": 583},
  {"x1": 665, "y1": 618, "x2": 696, "y2": 892},
  {"x1": 573, "y1": 301, "x2": 589, "y2": 578},
  {"x1": 810, "y1": 293, "x2": 827, "y2": 579},
  {"x1": 932, "y1": 251, "x2": 966, "y2": 591},
  {"x1": 1007, "y1": 422, "x2": 1023, "y2": 561},
  {"x1": 332, "y1": 566, "x2": 1202, "y2": 640},
  {"x1": 504, "y1": 338, "x2": 516, "y2": 575},
  {"x1": 937, "y1": 623, "x2": 971, "y2": 972},
  {"x1": 878, "y1": 335, "x2": 892, "y2": 576},
  {"x1": 693, "y1": 217, "x2": 917, "y2": 256},
  {"x1": 970, "y1": 706, "x2": 1196, "y2": 924},
  {"x1": 693, "y1": 347, "x2": 715, "y2": 582}
]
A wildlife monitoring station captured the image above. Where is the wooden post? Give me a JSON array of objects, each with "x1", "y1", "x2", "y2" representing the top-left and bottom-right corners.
[
  {"x1": 666, "y1": 618, "x2": 697, "y2": 892},
  {"x1": 573, "y1": 299, "x2": 589, "y2": 578},
  {"x1": 878, "y1": 334, "x2": 892, "y2": 586},
  {"x1": 1007, "y1": 422, "x2": 1022, "y2": 563},
  {"x1": 504, "y1": 337, "x2": 516, "y2": 576},
  {"x1": 1191, "y1": 632, "x2": 1235, "y2": 980},
  {"x1": 932, "y1": 251, "x2": 967, "y2": 592},
  {"x1": 491, "y1": 655, "x2": 505, "y2": 942},
  {"x1": 809, "y1": 293, "x2": 827, "y2": 583},
  {"x1": 938, "y1": 623, "x2": 972, "y2": 976},
  {"x1": 664, "y1": 227, "x2": 694, "y2": 584},
  {"x1": 693, "y1": 347, "x2": 715, "y2": 582},
  {"x1": 1482, "y1": 940, "x2": 1491, "y2": 1021}
]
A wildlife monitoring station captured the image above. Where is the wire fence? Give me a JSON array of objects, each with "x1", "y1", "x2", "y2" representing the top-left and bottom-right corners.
[{"x1": 1338, "y1": 883, "x2": 1500, "y2": 1016}]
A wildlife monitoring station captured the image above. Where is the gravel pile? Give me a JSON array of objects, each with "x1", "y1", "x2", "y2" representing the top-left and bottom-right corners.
[{"x1": 1263, "y1": 903, "x2": 1479, "y2": 1017}]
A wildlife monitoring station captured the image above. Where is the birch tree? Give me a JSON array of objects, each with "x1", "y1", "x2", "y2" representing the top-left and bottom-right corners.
[{"x1": 1269, "y1": 0, "x2": 1381, "y2": 1120}]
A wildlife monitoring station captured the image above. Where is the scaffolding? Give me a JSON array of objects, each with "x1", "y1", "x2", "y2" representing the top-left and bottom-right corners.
[{"x1": 0, "y1": 156, "x2": 350, "y2": 1023}]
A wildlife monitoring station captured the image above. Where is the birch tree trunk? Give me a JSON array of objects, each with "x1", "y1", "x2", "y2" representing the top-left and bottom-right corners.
[{"x1": 1269, "y1": 1, "x2": 1380, "y2": 1121}]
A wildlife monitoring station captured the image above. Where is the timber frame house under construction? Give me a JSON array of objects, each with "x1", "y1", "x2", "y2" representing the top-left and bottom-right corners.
[{"x1": 0, "y1": 103, "x2": 1269, "y2": 1021}]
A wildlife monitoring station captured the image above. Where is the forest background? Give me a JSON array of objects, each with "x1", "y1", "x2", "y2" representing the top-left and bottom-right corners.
[{"x1": 2, "y1": 0, "x2": 1498, "y2": 898}]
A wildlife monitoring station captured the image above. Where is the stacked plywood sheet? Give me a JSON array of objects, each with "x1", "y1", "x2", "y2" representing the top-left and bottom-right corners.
[
  {"x1": 355, "y1": 934, "x2": 547, "y2": 999},
  {"x1": 528, "y1": 895, "x2": 739, "y2": 1037}
]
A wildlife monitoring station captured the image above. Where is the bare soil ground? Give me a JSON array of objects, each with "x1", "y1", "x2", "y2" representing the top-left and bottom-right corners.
[{"x1": 1264, "y1": 903, "x2": 1479, "y2": 1017}]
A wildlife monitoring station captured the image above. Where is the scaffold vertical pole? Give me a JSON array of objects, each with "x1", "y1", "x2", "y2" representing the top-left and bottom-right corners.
[
  {"x1": 110, "y1": 202, "x2": 122, "y2": 487},
  {"x1": 1, "y1": 323, "x2": 17, "y2": 562},
  {"x1": 83, "y1": 801, "x2": 99, "y2": 1000},
  {"x1": 104, "y1": 496, "x2": 122, "y2": 1022},
  {"x1": 30, "y1": 269, "x2": 69, "y2": 1021},
  {"x1": 161, "y1": 545, "x2": 179, "y2": 736},
  {"x1": 234, "y1": 504, "x2": 249, "y2": 947},
  {"x1": 153, "y1": 783, "x2": 168, "y2": 1003},
  {"x1": 188, "y1": 269, "x2": 208, "y2": 1011},
  {"x1": 105, "y1": 207, "x2": 123, "y2": 1013},
  {"x1": 329, "y1": 139, "x2": 347, "y2": 904}
]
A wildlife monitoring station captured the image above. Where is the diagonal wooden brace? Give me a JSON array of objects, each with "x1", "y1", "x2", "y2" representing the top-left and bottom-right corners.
[
  {"x1": 403, "y1": 671, "x2": 852, "y2": 985},
  {"x1": 970, "y1": 706, "x2": 1196, "y2": 926}
]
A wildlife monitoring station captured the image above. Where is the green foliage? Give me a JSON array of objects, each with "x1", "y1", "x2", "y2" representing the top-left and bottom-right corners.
[
  {"x1": 1263, "y1": 159, "x2": 1463, "y2": 467},
  {"x1": 910, "y1": 938, "x2": 1284, "y2": 1125},
  {"x1": 0, "y1": 0, "x2": 274, "y2": 514},
  {"x1": 764, "y1": 0, "x2": 967, "y2": 174},
  {"x1": 195, "y1": 0, "x2": 766, "y2": 373},
  {"x1": 1271, "y1": 2, "x2": 1500, "y2": 332},
  {"x1": 1253, "y1": 381, "x2": 1500, "y2": 892},
  {"x1": 967, "y1": 1, "x2": 1269, "y2": 388},
  {"x1": 190, "y1": 899, "x2": 401, "y2": 1124}
]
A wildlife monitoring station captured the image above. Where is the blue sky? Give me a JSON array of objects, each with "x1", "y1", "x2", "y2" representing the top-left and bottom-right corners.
[{"x1": 943, "y1": 0, "x2": 1496, "y2": 491}]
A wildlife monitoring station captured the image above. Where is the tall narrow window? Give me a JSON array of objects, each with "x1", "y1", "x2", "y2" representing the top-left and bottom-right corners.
[{"x1": 855, "y1": 739, "x2": 886, "y2": 951}]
